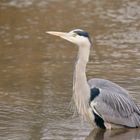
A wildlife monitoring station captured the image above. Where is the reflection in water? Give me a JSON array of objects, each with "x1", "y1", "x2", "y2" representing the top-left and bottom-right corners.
[
  {"x1": 0, "y1": 0, "x2": 140, "y2": 139},
  {"x1": 86, "y1": 129, "x2": 140, "y2": 140}
]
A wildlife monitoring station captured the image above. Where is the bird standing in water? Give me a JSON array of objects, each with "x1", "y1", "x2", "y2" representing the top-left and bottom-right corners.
[{"x1": 47, "y1": 29, "x2": 140, "y2": 129}]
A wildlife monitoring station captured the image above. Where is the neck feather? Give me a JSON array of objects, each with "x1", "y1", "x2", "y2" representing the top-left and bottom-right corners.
[{"x1": 73, "y1": 45, "x2": 90, "y2": 119}]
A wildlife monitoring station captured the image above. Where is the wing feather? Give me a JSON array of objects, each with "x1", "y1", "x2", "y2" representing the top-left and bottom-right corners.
[{"x1": 88, "y1": 78, "x2": 140, "y2": 127}]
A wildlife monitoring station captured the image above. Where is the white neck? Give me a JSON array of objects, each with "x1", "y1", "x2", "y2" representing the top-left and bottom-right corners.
[{"x1": 73, "y1": 44, "x2": 91, "y2": 119}]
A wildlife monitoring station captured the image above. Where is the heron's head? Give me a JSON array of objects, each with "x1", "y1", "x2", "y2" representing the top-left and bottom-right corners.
[{"x1": 47, "y1": 29, "x2": 91, "y2": 47}]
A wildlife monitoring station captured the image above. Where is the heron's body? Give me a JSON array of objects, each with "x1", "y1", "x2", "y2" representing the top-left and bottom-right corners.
[
  {"x1": 88, "y1": 78, "x2": 140, "y2": 129},
  {"x1": 47, "y1": 29, "x2": 140, "y2": 129}
]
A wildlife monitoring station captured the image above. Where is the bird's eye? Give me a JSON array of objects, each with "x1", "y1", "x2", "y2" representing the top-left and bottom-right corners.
[{"x1": 72, "y1": 33, "x2": 77, "y2": 37}]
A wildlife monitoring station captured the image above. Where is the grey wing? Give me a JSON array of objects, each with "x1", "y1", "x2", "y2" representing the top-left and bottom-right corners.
[{"x1": 88, "y1": 78, "x2": 140, "y2": 128}]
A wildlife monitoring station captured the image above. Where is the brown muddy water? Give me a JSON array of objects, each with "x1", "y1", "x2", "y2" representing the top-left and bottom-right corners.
[{"x1": 0, "y1": 0, "x2": 140, "y2": 140}]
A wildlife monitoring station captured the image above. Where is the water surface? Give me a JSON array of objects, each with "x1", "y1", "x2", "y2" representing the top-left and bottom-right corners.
[{"x1": 0, "y1": 0, "x2": 140, "y2": 139}]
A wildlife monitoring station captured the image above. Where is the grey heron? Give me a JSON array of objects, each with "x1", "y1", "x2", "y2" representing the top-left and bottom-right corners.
[{"x1": 47, "y1": 29, "x2": 140, "y2": 129}]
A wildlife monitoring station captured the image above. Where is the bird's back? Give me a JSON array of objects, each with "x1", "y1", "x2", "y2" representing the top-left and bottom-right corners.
[
  {"x1": 88, "y1": 78, "x2": 140, "y2": 128},
  {"x1": 88, "y1": 78, "x2": 129, "y2": 96}
]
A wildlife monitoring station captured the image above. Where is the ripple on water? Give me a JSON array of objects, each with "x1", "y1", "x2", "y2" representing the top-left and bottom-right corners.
[
  {"x1": 0, "y1": 0, "x2": 140, "y2": 140},
  {"x1": 96, "y1": 30, "x2": 140, "y2": 48}
]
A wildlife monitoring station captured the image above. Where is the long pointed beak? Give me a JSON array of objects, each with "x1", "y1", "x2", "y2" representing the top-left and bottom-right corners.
[
  {"x1": 46, "y1": 31, "x2": 67, "y2": 38},
  {"x1": 46, "y1": 31, "x2": 76, "y2": 44}
]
